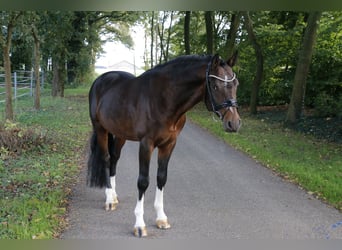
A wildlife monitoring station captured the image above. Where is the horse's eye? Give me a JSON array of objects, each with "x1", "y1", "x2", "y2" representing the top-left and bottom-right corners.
[{"x1": 212, "y1": 84, "x2": 218, "y2": 91}]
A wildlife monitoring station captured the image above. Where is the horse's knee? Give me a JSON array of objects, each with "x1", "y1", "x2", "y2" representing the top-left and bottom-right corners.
[
  {"x1": 137, "y1": 175, "x2": 149, "y2": 198},
  {"x1": 157, "y1": 172, "x2": 167, "y2": 190}
]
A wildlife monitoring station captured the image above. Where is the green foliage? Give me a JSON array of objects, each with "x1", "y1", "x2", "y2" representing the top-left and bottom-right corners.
[
  {"x1": 2, "y1": 11, "x2": 342, "y2": 117},
  {"x1": 314, "y1": 91, "x2": 342, "y2": 118},
  {"x1": 160, "y1": 11, "x2": 342, "y2": 118},
  {"x1": 170, "y1": 11, "x2": 208, "y2": 56},
  {"x1": 0, "y1": 11, "x2": 139, "y2": 87}
]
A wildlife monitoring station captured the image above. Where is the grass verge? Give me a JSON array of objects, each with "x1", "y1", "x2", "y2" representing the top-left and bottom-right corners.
[
  {"x1": 0, "y1": 88, "x2": 90, "y2": 239},
  {"x1": 188, "y1": 104, "x2": 342, "y2": 211}
]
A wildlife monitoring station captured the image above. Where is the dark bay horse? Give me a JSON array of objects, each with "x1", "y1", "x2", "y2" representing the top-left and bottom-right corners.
[{"x1": 87, "y1": 52, "x2": 241, "y2": 237}]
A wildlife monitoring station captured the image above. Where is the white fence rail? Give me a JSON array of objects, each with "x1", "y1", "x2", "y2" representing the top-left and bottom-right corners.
[{"x1": 0, "y1": 71, "x2": 44, "y2": 104}]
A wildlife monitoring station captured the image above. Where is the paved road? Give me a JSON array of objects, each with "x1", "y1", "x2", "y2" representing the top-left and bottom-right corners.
[{"x1": 61, "y1": 121, "x2": 342, "y2": 239}]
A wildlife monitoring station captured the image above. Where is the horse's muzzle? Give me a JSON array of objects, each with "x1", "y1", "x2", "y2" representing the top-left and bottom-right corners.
[
  {"x1": 223, "y1": 118, "x2": 241, "y2": 132},
  {"x1": 222, "y1": 106, "x2": 241, "y2": 133}
]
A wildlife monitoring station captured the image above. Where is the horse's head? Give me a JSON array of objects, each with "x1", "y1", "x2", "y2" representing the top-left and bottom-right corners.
[{"x1": 205, "y1": 52, "x2": 241, "y2": 132}]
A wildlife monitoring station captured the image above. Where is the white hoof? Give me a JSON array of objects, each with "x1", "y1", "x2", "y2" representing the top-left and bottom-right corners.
[{"x1": 156, "y1": 219, "x2": 171, "y2": 229}]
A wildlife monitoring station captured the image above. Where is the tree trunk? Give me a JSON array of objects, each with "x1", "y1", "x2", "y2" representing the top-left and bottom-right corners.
[
  {"x1": 150, "y1": 11, "x2": 154, "y2": 68},
  {"x1": 32, "y1": 26, "x2": 40, "y2": 110},
  {"x1": 52, "y1": 58, "x2": 59, "y2": 97},
  {"x1": 59, "y1": 61, "x2": 65, "y2": 97},
  {"x1": 3, "y1": 44, "x2": 13, "y2": 120},
  {"x1": 243, "y1": 11, "x2": 264, "y2": 115},
  {"x1": 184, "y1": 11, "x2": 191, "y2": 55},
  {"x1": 225, "y1": 12, "x2": 241, "y2": 58},
  {"x1": 52, "y1": 55, "x2": 65, "y2": 98},
  {"x1": 286, "y1": 12, "x2": 322, "y2": 125},
  {"x1": 205, "y1": 11, "x2": 213, "y2": 55},
  {"x1": 164, "y1": 11, "x2": 174, "y2": 62},
  {"x1": 1, "y1": 12, "x2": 22, "y2": 120},
  {"x1": 157, "y1": 12, "x2": 165, "y2": 64}
]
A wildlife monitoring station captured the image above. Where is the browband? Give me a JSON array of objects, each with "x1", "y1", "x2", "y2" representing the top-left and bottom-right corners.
[{"x1": 208, "y1": 73, "x2": 236, "y2": 83}]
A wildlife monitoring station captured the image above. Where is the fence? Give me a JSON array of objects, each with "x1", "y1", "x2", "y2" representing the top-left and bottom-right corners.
[{"x1": 0, "y1": 71, "x2": 44, "y2": 104}]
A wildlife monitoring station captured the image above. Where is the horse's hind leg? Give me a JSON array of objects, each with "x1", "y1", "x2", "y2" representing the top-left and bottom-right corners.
[
  {"x1": 133, "y1": 138, "x2": 154, "y2": 237},
  {"x1": 154, "y1": 139, "x2": 176, "y2": 230},
  {"x1": 105, "y1": 135, "x2": 126, "y2": 211}
]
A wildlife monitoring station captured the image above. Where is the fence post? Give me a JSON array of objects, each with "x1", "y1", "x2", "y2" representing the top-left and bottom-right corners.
[
  {"x1": 30, "y1": 70, "x2": 33, "y2": 96},
  {"x1": 14, "y1": 72, "x2": 17, "y2": 99}
]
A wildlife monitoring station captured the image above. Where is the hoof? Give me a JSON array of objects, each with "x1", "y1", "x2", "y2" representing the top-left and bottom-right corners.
[
  {"x1": 113, "y1": 196, "x2": 119, "y2": 205},
  {"x1": 105, "y1": 203, "x2": 117, "y2": 211},
  {"x1": 133, "y1": 227, "x2": 148, "y2": 237},
  {"x1": 156, "y1": 219, "x2": 171, "y2": 229},
  {"x1": 104, "y1": 196, "x2": 119, "y2": 211}
]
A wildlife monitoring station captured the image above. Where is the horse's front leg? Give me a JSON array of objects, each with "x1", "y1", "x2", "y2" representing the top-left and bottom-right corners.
[
  {"x1": 134, "y1": 139, "x2": 154, "y2": 237},
  {"x1": 154, "y1": 139, "x2": 176, "y2": 230}
]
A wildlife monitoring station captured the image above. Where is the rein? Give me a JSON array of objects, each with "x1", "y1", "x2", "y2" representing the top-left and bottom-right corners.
[{"x1": 205, "y1": 58, "x2": 238, "y2": 120}]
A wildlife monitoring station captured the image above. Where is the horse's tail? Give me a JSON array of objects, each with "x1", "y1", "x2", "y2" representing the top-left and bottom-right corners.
[{"x1": 87, "y1": 131, "x2": 108, "y2": 188}]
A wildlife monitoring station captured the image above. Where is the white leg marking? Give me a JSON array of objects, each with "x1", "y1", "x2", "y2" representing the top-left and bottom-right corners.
[
  {"x1": 105, "y1": 188, "x2": 114, "y2": 204},
  {"x1": 105, "y1": 176, "x2": 118, "y2": 210},
  {"x1": 105, "y1": 188, "x2": 115, "y2": 210},
  {"x1": 154, "y1": 187, "x2": 167, "y2": 221},
  {"x1": 134, "y1": 195, "x2": 146, "y2": 229},
  {"x1": 110, "y1": 176, "x2": 118, "y2": 204},
  {"x1": 154, "y1": 187, "x2": 170, "y2": 229}
]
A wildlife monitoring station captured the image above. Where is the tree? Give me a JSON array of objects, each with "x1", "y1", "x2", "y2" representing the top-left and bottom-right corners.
[
  {"x1": 150, "y1": 11, "x2": 155, "y2": 68},
  {"x1": 225, "y1": 12, "x2": 241, "y2": 58},
  {"x1": 242, "y1": 11, "x2": 264, "y2": 114},
  {"x1": 184, "y1": 11, "x2": 191, "y2": 55},
  {"x1": 31, "y1": 23, "x2": 41, "y2": 110},
  {"x1": 156, "y1": 11, "x2": 174, "y2": 63},
  {"x1": 205, "y1": 11, "x2": 213, "y2": 54},
  {"x1": 286, "y1": 12, "x2": 322, "y2": 124},
  {"x1": 40, "y1": 11, "x2": 73, "y2": 97},
  {"x1": 0, "y1": 11, "x2": 23, "y2": 120}
]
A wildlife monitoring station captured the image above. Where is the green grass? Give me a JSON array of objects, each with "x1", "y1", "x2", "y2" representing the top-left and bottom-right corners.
[
  {"x1": 0, "y1": 87, "x2": 90, "y2": 239},
  {"x1": 188, "y1": 103, "x2": 342, "y2": 211}
]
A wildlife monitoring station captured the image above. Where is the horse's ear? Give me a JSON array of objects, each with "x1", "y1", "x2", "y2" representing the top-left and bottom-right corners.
[
  {"x1": 210, "y1": 54, "x2": 220, "y2": 70},
  {"x1": 227, "y1": 51, "x2": 238, "y2": 67}
]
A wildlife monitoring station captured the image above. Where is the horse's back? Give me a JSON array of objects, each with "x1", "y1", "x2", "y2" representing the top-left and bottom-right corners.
[
  {"x1": 90, "y1": 71, "x2": 135, "y2": 98},
  {"x1": 89, "y1": 71, "x2": 136, "y2": 122}
]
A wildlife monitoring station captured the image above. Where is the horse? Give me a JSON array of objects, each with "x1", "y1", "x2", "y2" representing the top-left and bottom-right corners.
[{"x1": 87, "y1": 52, "x2": 241, "y2": 237}]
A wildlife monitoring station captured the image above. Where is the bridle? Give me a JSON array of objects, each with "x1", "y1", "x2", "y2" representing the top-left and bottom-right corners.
[{"x1": 205, "y1": 59, "x2": 238, "y2": 120}]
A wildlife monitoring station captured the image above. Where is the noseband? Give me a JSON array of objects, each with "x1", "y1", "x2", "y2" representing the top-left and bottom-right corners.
[{"x1": 205, "y1": 59, "x2": 238, "y2": 120}]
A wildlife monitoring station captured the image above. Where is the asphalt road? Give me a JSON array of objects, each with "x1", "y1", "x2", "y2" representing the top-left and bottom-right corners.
[{"x1": 61, "y1": 121, "x2": 342, "y2": 239}]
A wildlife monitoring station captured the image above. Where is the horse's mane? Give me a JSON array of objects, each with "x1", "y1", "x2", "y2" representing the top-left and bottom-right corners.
[{"x1": 141, "y1": 55, "x2": 212, "y2": 76}]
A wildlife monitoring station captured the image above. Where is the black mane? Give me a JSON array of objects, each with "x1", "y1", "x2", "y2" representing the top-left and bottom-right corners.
[{"x1": 142, "y1": 55, "x2": 212, "y2": 76}]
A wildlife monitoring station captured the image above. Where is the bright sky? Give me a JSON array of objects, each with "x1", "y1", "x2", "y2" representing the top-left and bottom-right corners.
[{"x1": 95, "y1": 25, "x2": 146, "y2": 69}]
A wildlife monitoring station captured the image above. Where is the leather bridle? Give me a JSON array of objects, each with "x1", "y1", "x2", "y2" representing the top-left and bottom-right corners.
[{"x1": 205, "y1": 59, "x2": 238, "y2": 120}]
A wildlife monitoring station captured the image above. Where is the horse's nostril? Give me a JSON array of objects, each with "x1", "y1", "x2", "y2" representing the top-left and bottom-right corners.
[{"x1": 228, "y1": 121, "x2": 232, "y2": 129}]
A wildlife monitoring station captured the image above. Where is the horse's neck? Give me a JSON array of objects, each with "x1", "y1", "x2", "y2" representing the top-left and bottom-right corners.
[{"x1": 169, "y1": 70, "x2": 206, "y2": 121}]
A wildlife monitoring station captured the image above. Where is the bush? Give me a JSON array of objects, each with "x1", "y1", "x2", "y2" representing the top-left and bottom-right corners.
[
  {"x1": 314, "y1": 91, "x2": 342, "y2": 118},
  {"x1": 0, "y1": 120, "x2": 51, "y2": 157}
]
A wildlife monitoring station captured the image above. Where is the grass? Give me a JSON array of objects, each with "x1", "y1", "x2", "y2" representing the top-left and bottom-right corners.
[
  {"x1": 0, "y1": 87, "x2": 90, "y2": 239},
  {"x1": 188, "y1": 103, "x2": 342, "y2": 211}
]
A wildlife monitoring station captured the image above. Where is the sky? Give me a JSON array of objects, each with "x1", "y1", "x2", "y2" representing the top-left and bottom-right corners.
[{"x1": 95, "y1": 25, "x2": 146, "y2": 70}]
